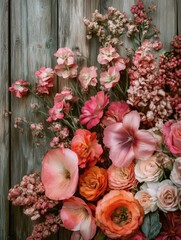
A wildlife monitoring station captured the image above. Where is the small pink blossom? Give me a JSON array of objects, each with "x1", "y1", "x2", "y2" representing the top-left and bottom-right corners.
[
  {"x1": 78, "y1": 66, "x2": 97, "y2": 90},
  {"x1": 41, "y1": 148, "x2": 79, "y2": 200},
  {"x1": 102, "y1": 101, "x2": 130, "y2": 126},
  {"x1": 60, "y1": 197, "x2": 96, "y2": 240},
  {"x1": 55, "y1": 63, "x2": 78, "y2": 79},
  {"x1": 100, "y1": 66, "x2": 120, "y2": 90},
  {"x1": 54, "y1": 87, "x2": 74, "y2": 103},
  {"x1": 9, "y1": 79, "x2": 30, "y2": 98},
  {"x1": 35, "y1": 67, "x2": 54, "y2": 87},
  {"x1": 97, "y1": 45, "x2": 119, "y2": 65},
  {"x1": 113, "y1": 56, "x2": 127, "y2": 71},
  {"x1": 46, "y1": 102, "x2": 70, "y2": 122},
  {"x1": 54, "y1": 47, "x2": 75, "y2": 66},
  {"x1": 80, "y1": 91, "x2": 109, "y2": 129},
  {"x1": 152, "y1": 41, "x2": 163, "y2": 51},
  {"x1": 103, "y1": 111, "x2": 156, "y2": 167}
]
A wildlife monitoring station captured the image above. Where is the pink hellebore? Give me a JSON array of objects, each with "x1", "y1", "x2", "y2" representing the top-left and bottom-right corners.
[
  {"x1": 78, "y1": 66, "x2": 97, "y2": 90},
  {"x1": 9, "y1": 79, "x2": 30, "y2": 98},
  {"x1": 97, "y1": 45, "x2": 119, "y2": 65},
  {"x1": 80, "y1": 91, "x2": 109, "y2": 129},
  {"x1": 41, "y1": 148, "x2": 78, "y2": 200},
  {"x1": 100, "y1": 66, "x2": 120, "y2": 90},
  {"x1": 54, "y1": 47, "x2": 75, "y2": 66},
  {"x1": 103, "y1": 111, "x2": 156, "y2": 167},
  {"x1": 60, "y1": 196, "x2": 97, "y2": 240}
]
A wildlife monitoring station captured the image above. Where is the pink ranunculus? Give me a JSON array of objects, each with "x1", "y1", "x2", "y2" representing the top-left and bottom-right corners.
[
  {"x1": 102, "y1": 101, "x2": 130, "y2": 126},
  {"x1": 78, "y1": 66, "x2": 97, "y2": 90},
  {"x1": 162, "y1": 120, "x2": 181, "y2": 155},
  {"x1": 9, "y1": 79, "x2": 30, "y2": 98},
  {"x1": 35, "y1": 67, "x2": 54, "y2": 87},
  {"x1": 46, "y1": 102, "x2": 70, "y2": 122},
  {"x1": 60, "y1": 197, "x2": 97, "y2": 240},
  {"x1": 97, "y1": 45, "x2": 119, "y2": 65},
  {"x1": 55, "y1": 63, "x2": 78, "y2": 79},
  {"x1": 41, "y1": 148, "x2": 78, "y2": 200},
  {"x1": 80, "y1": 91, "x2": 109, "y2": 129},
  {"x1": 103, "y1": 111, "x2": 156, "y2": 167},
  {"x1": 54, "y1": 47, "x2": 75, "y2": 66},
  {"x1": 100, "y1": 66, "x2": 120, "y2": 90}
]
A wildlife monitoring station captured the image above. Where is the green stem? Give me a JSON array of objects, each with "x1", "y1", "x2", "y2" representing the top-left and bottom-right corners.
[{"x1": 28, "y1": 87, "x2": 51, "y2": 108}]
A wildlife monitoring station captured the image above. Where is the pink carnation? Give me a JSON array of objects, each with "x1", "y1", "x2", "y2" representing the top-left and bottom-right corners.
[
  {"x1": 100, "y1": 66, "x2": 120, "y2": 90},
  {"x1": 78, "y1": 66, "x2": 97, "y2": 90},
  {"x1": 97, "y1": 45, "x2": 119, "y2": 65},
  {"x1": 54, "y1": 87, "x2": 73, "y2": 103},
  {"x1": 46, "y1": 102, "x2": 70, "y2": 122},
  {"x1": 55, "y1": 63, "x2": 78, "y2": 79},
  {"x1": 9, "y1": 79, "x2": 30, "y2": 98},
  {"x1": 103, "y1": 111, "x2": 156, "y2": 167},
  {"x1": 54, "y1": 47, "x2": 74, "y2": 66},
  {"x1": 41, "y1": 148, "x2": 78, "y2": 200},
  {"x1": 35, "y1": 67, "x2": 54, "y2": 87},
  {"x1": 80, "y1": 91, "x2": 109, "y2": 129}
]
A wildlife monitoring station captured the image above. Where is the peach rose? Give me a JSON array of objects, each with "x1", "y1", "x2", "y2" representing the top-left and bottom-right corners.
[
  {"x1": 157, "y1": 180, "x2": 178, "y2": 212},
  {"x1": 95, "y1": 190, "x2": 144, "y2": 239},
  {"x1": 135, "y1": 153, "x2": 164, "y2": 183},
  {"x1": 162, "y1": 120, "x2": 181, "y2": 155},
  {"x1": 79, "y1": 166, "x2": 108, "y2": 201},
  {"x1": 108, "y1": 163, "x2": 138, "y2": 190},
  {"x1": 170, "y1": 157, "x2": 181, "y2": 187}
]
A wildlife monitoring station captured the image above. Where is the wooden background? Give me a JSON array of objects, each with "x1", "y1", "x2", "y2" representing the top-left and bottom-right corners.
[{"x1": 0, "y1": 0, "x2": 180, "y2": 239}]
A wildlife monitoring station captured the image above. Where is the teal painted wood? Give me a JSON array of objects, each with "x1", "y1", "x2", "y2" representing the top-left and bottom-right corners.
[{"x1": 0, "y1": 1, "x2": 9, "y2": 240}]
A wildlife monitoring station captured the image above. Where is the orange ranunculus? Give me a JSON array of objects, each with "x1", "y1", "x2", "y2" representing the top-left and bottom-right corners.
[
  {"x1": 71, "y1": 129, "x2": 103, "y2": 168},
  {"x1": 95, "y1": 190, "x2": 144, "y2": 239},
  {"x1": 79, "y1": 166, "x2": 108, "y2": 201}
]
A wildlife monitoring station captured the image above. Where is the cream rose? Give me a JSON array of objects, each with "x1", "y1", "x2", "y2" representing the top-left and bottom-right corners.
[
  {"x1": 157, "y1": 180, "x2": 178, "y2": 212},
  {"x1": 135, "y1": 154, "x2": 163, "y2": 183},
  {"x1": 170, "y1": 157, "x2": 181, "y2": 188}
]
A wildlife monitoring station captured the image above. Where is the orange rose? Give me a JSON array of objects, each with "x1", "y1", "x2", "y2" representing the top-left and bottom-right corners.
[
  {"x1": 79, "y1": 166, "x2": 108, "y2": 201},
  {"x1": 96, "y1": 190, "x2": 144, "y2": 239}
]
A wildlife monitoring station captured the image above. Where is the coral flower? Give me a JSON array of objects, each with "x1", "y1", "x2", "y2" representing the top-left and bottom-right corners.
[
  {"x1": 80, "y1": 91, "x2": 109, "y2": 129},
  {"x1": 71, "y1": 129, "x2": 103, "y2": 168},
  {"x1": 103, "y1": 111, "x2": 156, "y2": 167},
  {"x1": 41, "y1": 148, "x2": 78, "y2": 200},
  {"x1": 9, "y1": 79, "x2": 30, "y2": 98},
  {"x1": 60, "y1": 196, "x2": 97, "y2": 240},
  {"x1": 95, "y1": 190, "x2": 144, "y2": 239},
  {"x1": 79, "y1": 166, "x2": 108, "y2": 201}
]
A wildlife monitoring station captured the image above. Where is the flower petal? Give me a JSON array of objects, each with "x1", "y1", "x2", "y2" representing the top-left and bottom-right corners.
[
  {"x1": 123, "y1": 111, "x2": 140, "y2": 131},
  {"x1": 103, "y1": 123, "x2": 123, "y2": 148}
]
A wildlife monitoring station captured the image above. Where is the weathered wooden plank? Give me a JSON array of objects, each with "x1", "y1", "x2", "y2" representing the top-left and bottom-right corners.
[
  {"x1": 0, "y1": 0, "x2": 9, "y2": 239},
  {"x1": 177, "y1": 0, "x2": 181, "y2": 34},
  {"x1": 10, "y1": 0, "x2": 57, "y2": 239}
]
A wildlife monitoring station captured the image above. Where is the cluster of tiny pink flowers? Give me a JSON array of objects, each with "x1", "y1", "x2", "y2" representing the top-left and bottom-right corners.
[
  {"x1": 27, "y1": 214, "x2": 61, "y2": 240},
  {"x1": 127, "y1": 41, "x2": 172, "y2": 127},
  {"x1": 8, "y1": 173, "x2": 59, "y2": 221},
  {"x1": 131, "y1": 0, "x2": 148, "y2": 25},
  {"x1": 49, "y1": 125, "x2": 69, "y2": 148},
  {"x1": 30, "y1": 123, "x2": 44, "y2": 145}
]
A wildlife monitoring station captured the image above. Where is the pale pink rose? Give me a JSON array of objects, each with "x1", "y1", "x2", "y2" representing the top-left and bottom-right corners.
[
  {"x1": 108, "y1": 163, "x2": 138, "y2": 190},
  {"x1": 60, "y1": 197, "x2": 96, "y2": 240},
  {"x1": 78, "y1": 66, "x2": 97, "y2": 90},
  {"x1": 157, "y1": 180, "x2": 178, "y2": 212},
  {"x1": 35, "y1": 67, "x2": 54, "y2": 87},
  {"x1": 55, "y1": 63, "x2": 78, "y2": 79},
  {"x1": 135, "y1": 154, "x2": 164, "y2": 183},
  {"x1": 9, "y1": 79, "x2": 30, "y2": 98},
  {"x1": 170, "y1": 157, "x2": 181, "y2": 187},
  {"x1": 97, "y1": 45, "x2": 119, "y2": 65},
  {"x1": 162, "y1": 120, "x2": 181, "y2": 155},
  {"x1": 41, "y1": 148, "x2": 78, "y2": 200},
  {"x1": 54, "y1": 47, "x2": 74, "y2": 66},
  {"x1": 100, "y1": 66, "x2": 120, "y2": 90},
  {"x1": 102, "y1": 101, "x2": 130, "y2": 126},
  {"x1": 152, "y1": 41, "x2": 163, "y2": 51},
  {"x1": 54, "y1": 87, "x2": 73, "y2": 103},
  {"x1": 46, "y1": 102, "x2": 70, "y2": 122},
  {"x1": 103, "y1": 111, "x2": 156, "y2": 167},
  {"x1": 80, "y1": 91, "x2": 109, "y2": 129}
]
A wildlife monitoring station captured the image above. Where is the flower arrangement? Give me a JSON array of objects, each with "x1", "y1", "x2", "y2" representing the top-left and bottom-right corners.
[{"x1": 8, "y1": 1, "x2": 181, "y2": 240}]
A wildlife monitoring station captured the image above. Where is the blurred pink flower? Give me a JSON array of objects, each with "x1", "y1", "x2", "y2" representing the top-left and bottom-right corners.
[
  {"x1": 54, "y1": 47, "x2": 75, "y2": 66},
  {"x1": 35, "y1": 67, "x2": 54, "y2": 87},
  {"x1": 78, "y1": 66, "x2": 97, "y2": 90},
  {"x1": 102, "y1": 101, "x2": 130, "y2": 126},
  {"x1": 80, "y1": 91, "x2": 109, "y2": 129},
  {"x1": 60, "y1": 196, "x2": 96, "y2": 240},
  {"x1": 103, "y1": 111, "x2": 156, "y2": 167},
  {"x1": 97, "y1": 45, "x2": 119, "y2": 65},
  {"x1": 41, "y1": 148, "x2": 78, "y2": 200},
  {"x1": 46, "y1": 102, "x2": 70, "y2": 122},
  {"x1": 152, "y1": 41, "x2": 163, "y2": 51},
  {"x1": 55, "y1": 63, "x2": 78, "y2": 79},
  {"x1": 100, "y1": 66, "x2": 120, "y2": 90},
  {"x1": 9, "y1": 79, "x2": 30, "y2": 98}
]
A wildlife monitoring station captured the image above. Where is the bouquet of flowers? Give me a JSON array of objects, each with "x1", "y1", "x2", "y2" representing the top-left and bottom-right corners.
[{"x1": 8, "y1": 1, "x2": 181, "y2": 239}]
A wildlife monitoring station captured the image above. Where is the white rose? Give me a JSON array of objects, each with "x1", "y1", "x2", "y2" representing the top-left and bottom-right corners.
[
  {"x1": 157, "y1": 180, "x2": 178, "y2": 212},
  {"x1": 170, "y1": 157, "x2": 181, "y2": 188},
  {"x1": 135, "y1": 155, "x2": 163, "y2": 183}
]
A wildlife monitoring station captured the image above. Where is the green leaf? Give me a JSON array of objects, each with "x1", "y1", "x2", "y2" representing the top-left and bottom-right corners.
[
  {"x1": 141, "y1": 211, "x2": 162, "y2": 240},
  {"x1": 94, "y1": 230, "x2": 107, "y2": 240}
]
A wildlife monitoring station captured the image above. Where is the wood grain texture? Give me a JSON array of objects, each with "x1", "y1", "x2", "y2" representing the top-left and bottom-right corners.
[
  {"x1": 0, "y1": 1, "x2": 9, "y2": 239},
  {"x1": 10, "y1": 0, "x2": 57, "y2": 239},
  {"x1": 177, "y1": 0, "x2": 181, "y2": 34}
]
